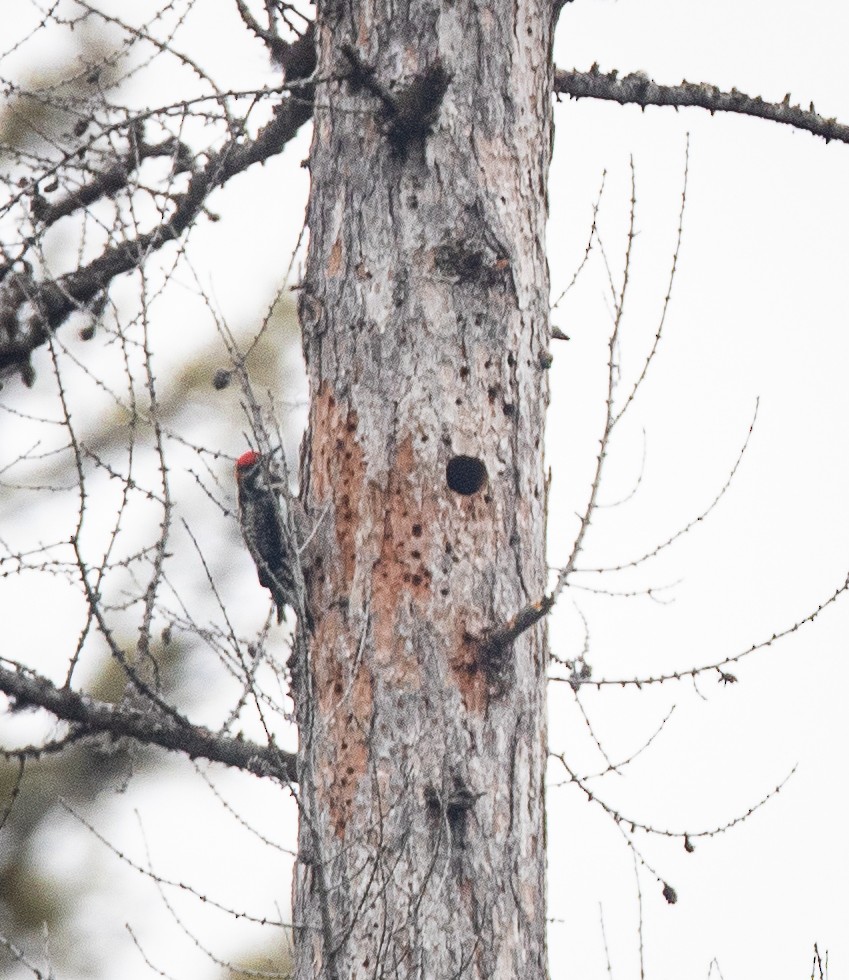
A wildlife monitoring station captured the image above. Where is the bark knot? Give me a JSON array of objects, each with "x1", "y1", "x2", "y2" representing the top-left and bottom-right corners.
[{"x1": 340, "y1": 44, "x2": 450, "y2": 156}]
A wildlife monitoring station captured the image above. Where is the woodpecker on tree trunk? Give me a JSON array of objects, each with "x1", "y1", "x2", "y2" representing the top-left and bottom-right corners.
[{"x1": 235, "y1": 450, "x2": 299, "y2": 624}]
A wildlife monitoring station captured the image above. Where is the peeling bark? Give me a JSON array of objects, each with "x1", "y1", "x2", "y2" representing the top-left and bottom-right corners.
[{"x1": 293, "y1": 0, "x2": 554, "y2": 974}]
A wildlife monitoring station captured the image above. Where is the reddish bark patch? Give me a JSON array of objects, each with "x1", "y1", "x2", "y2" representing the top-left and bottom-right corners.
[
  {"x1": 310, "y1": 382, "x2": 363, "y2": 593},
  {"x1": 371, "y1": 435, "x2": 432, "y2": 667},
  {"x1": 313, "y1": 607, "x2": 374, "y2": 839},
  {"x1": 309, "y1": 384, "x2": 373, "y2": 837},
  {"x1": 450, "y1": 629, "x2": 489, "y2": 714},
  {"x1": 327, "y1": 236, "x2": 343, "y2": 277}
]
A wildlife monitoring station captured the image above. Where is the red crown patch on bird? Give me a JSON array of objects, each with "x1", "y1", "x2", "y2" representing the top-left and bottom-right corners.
[{"x1": 235, "y1": 450, "x2": 261, "y2": 470}]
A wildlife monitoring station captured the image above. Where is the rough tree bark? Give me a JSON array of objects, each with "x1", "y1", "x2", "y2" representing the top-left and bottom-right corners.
[{"x1": 293, "y1": 0, "x2": 556, "y2": 976}]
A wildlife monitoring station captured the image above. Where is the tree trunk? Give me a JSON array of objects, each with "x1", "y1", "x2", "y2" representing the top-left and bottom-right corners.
[{"x1": 294, "y1": 0, "x2": 554, "y2": 974}]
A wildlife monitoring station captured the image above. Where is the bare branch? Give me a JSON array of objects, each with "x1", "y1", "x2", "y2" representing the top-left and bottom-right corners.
[
  {"x1": 34, "y1": 136, "x2": 193, "y2": 229},
  {"x1": 611, "y1": 136, "x2": 689, "y2": 428},
  {"x1": 0, "y1": 38, "x2": 316, "y2": 384},
  {"x1": 555, "y1": 66, "x2": 849, "y2": 146},
  {"x1": 551, "y1": 168, "x2": 605, "y2": 309},
  {"x1": 235, "y1": 2, "x2": 314, "y2": 69},
  {"x1": 0, "y1": 933, "x2": 50, "y2": 980},
  {"x1": 553, "y1": 747, "x2": 797, "y2": 843},
  {"x1": 554, "y1": 160, "x2": 638, "y2": 589},
  {"x1": 575, "y1": 399, "x2": 758, "y2": 575},
  {"x1": 0, "y1": 660, "x2": 297, "y2": 782},
  {"x1": 483, "y1": 162, "x2": 640, "y2": 654},
  {"x1": 60, "y1": 802, "x2": 290, "y2": 930},
  {"x1": 8, "y1": 57, "x2": 847, "y2": 386},
  {"x1": 557, "y1": 572, "x2": 849, "y2": 690}
]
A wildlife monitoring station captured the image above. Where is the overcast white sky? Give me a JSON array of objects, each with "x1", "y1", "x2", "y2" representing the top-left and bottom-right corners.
[
  {"x1": 547, "y1": 2, "x2": 849, "y2": 978},
  {"x1": 4, "y1": 1, "x2": 849, "y2": 978}
]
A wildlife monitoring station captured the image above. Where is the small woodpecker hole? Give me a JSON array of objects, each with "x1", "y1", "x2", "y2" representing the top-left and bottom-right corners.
[{"x1": 446, "y1": 455, "x2": 487, "y2": 496}]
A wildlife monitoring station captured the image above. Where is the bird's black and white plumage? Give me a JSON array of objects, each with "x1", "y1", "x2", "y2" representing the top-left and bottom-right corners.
[{"x1": 235, "y1": 450, "x2": 298, "y2": 623}]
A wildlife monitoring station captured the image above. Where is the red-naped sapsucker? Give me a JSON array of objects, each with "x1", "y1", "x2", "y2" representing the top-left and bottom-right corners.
[{"x1": 235, "y1": 450, "x2": 299, "y2": 624}]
